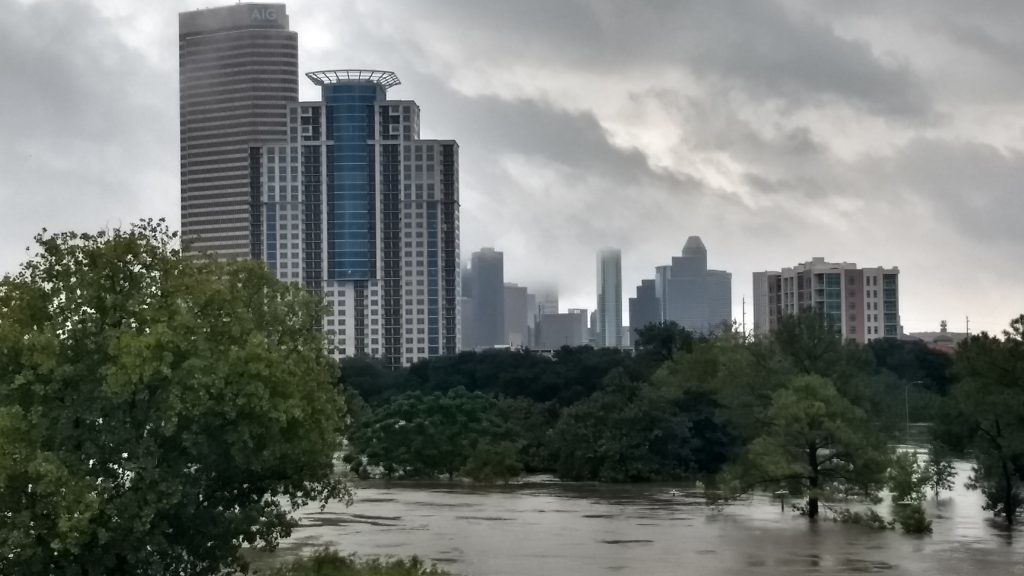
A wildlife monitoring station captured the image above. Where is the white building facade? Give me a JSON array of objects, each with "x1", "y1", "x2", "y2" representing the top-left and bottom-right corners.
[{"x1": 258, "y1": 70, "x2": 459, "y2": 367}]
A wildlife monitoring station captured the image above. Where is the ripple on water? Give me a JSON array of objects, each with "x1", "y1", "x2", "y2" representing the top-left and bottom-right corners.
[
  {"x1": 600, "y1": 539, "x2": 654, "y2": 545},
  {"x1": 841, "y1": 558, "x2": 896, "y2": 572}
]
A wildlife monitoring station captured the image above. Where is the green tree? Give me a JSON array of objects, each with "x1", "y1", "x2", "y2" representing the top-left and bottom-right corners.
[
  {"x1": 924, "y1": 445, "x2": 957, "y2": 499},
  {"x1": 950, "y1": 317, "x2": 1024, "y2": 525},
  {"x1": 887, "y1": 452, "x2": 928, "y2": 504},
  {"x1": 894, "y1": 502, "x2": 933, "y2": 534},
  {"x1": 348, "y1": 388, "x2": 510, "y2": 479},
  {"x1": 0, "y1": 222, "x2": 347, "y2": 575},
  {"x1": 462, "y1": 441, "x2": 524, "y2": 484},
  {"x1": 549, "y1": 369, "x2": 735, "y2": 482},
  {"x1": 724, "y1": 375, "x2": 890, "y2": 519}
]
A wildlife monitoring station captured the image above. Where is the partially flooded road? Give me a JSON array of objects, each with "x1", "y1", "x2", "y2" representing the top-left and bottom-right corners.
[{"x1": 263, "y1": 461, "x2": 1023, "y2": 575}]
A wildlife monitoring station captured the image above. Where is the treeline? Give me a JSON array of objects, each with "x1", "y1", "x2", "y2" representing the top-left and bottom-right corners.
[{"x1": 341, "y1": 317, "x2": 954, "y2": 489}]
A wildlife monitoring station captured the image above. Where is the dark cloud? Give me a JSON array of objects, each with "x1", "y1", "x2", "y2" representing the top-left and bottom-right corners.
[
  {"x1": 0, "y1": 0, "x2": 177, "y2": 272},
  {"x1": 1, "y1": 0, "x2": 1022, "y2": 331}
]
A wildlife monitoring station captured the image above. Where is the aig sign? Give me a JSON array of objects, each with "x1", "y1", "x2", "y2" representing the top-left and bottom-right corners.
[{"x1": 251, "y1": 7, "x2": 278, "y2": 21}]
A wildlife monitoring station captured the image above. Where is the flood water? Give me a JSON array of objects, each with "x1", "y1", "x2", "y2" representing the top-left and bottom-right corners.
[{"x1": 258, "y1": 460, "x2": 1024, "y2": 575}]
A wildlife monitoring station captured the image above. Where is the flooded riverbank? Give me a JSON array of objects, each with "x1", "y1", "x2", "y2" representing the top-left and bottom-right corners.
[{"x1": 256, "y1": 461, "x2": 1023, "y2": 575}]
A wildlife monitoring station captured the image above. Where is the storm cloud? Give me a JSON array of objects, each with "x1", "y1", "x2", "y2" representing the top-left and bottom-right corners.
[{"x1": 1, "y1": 0, "x2": 1022, "y2": 333}]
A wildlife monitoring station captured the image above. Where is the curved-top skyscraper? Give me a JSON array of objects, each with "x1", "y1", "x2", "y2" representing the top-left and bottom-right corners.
[{"x1": 179, "y1": 3, "x2": 298, "y2": 258}]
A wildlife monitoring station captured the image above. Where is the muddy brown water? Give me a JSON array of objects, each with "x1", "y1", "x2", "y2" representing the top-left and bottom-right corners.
[{"x1": 254, "y1": 460, "x2": 1024, "y2": 575}]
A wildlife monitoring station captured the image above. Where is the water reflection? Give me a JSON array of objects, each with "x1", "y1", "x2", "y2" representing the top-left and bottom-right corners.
[{"x1": 257, "y1": 462, "x2": 1024, "y2": 575}]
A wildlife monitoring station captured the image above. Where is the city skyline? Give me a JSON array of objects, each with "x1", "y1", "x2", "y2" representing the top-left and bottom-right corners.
[{"x1": 2, "y1": 1, "x2": 1023, "y2": 334}]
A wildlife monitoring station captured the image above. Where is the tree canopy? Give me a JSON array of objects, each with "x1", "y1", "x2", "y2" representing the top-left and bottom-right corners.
[{"x1": 0, "y1": 221, "x2": 347, "y2": 575}]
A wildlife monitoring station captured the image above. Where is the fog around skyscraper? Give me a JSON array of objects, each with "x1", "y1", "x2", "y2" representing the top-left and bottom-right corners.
[{"x1": 1, "y1": 0, "x2": 1022, "y2": 333}]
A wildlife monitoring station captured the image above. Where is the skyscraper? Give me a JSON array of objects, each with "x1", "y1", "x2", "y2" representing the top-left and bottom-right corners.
[
  {"x1": 596, "y1": 248, "x2": 623, "y2": 347},
  {"x1": 258, "y1": 70, "x2": 459, "y2": 367},
  {"x1": 628, "y1": 278, "x2": 660, "y2": 339},
  {"x1": 179, "y1": 3, "x2": 298, "y2": 258},
  {"x1": 504, "y1": 283, "x2": 528, "y2": 348},
  {"x1": 467, "y1": 247, "x2": 505, "y2": 348},
  {"x1": 631, "y1": 236, "x2": 732, "y2": 335},
  {"x1": 752, "y1": 258, "x2": 900, "y2": 343}
]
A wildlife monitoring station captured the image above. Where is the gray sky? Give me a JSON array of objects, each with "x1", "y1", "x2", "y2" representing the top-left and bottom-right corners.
[{"x1": 2, "y1": 0, "x2": 1023, "y2": 334}]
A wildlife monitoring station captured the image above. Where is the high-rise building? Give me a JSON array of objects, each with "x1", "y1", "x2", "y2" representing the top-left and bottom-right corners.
[
  {"x1": 635, "y1": 236, "x2": 731, "y2": 335},
  {"x1": 628, "y1": 278, "x2": 661, "y2": 339},
  {"x1": 257, "y1": 69, "x2": 459, "y2": 367},
  {"x1": 752, "y1": 257, "x2": 900, "y2": 343},
  {"x1": 536, "y1": 309, "x2": 588, "y2": 349},
  {"x1": 461, "y1": 262, "x2": 475, "y2": 350},
  {"x1": 705, "y1": 270, "x2": 733, "y2": 334},
  {"x1": 179, "y1": 3, "x2": 298, "y2": 258},
  {"x1": 535, "y1": 285, "x2": 559, "y2": 315},
  {"x1": 596, "y1": 248, "x2": 623, "y2": 347},
  {"x1": 525, "y1": 292, "x2": 538, "y2": 347},
  {"x1": 504, "y1": 283, "x2": 529, "y2": 348},
  {"x1": 466, "y1": 248, "x2": 505, "y2": 347}
]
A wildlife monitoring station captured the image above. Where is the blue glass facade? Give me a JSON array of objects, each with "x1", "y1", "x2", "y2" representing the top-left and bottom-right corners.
[{"x1": 324, "y1": 83, "x2": 385, "y2": 280}]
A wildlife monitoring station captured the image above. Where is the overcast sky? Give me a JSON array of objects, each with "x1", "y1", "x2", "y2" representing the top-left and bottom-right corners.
[{"x1": 2, "y1": 0, "x2": 1023, "y2": 334}]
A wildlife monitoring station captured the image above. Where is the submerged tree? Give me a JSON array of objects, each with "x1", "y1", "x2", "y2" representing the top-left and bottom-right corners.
[
  {"x1": 0, "y1": 221, "x2": 347, "y2": 575},
  {"x1": 924, "y1": 445, "x2": 958, "y2": 500},
  {"x1": 950, "y1": 317, "x2": 1024, "y2": 525},
  {"x1": 887, "y1": 452, "x2": 928, "y2": 504},
  {"x1": 723, "y1": 375, "x2": 890, "y2": 519}
]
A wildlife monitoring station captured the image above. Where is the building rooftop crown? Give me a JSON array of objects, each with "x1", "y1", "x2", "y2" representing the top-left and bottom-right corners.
[
  {"x1": 305, "y1": 70, "x2": 401, "y2": 89},
  {"x1": 682, "y1": 235, "x2": 707, "y2": 256}
]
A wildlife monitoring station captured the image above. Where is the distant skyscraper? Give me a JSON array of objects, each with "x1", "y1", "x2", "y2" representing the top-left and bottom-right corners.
[
  {"x1": 504, "y1": 283, "x2": 529, "y2": 347},
  {"x1": 752, "y1": 257, "x2": 900, "y2": 343},
  {"x1": 628, "y1": 278, "x2": 660, "y2": 339},
  {"x1": 705, "y1": 270, "x2": 733, "y2": 334},
  {"x1": 179, "y1": 3, "x2": 298, "y2": 258},
  {"x1": 258, "y1": 69, "x2": 459, "y2": 367},
  {"x1": 665, "y1": 237, "x2": 709, "y2": 332},
  {"x1": 535, "y1": 285, "x2": 559, "y2": 315},
  {"x1": 596, "y1": 248, "x2": 623, "y2": 347},
  {"x1": 525, "y1": 292, "x2": 538, "y2": 346},
  {"x1": 537, "y1": 309, "x2": 588, "y2": 349},
  {"x1": 632, "y1": 236, "x2": 731, "y2": 335},
  {"x1": 468, "y1": 248, "x2": 505, "y2": 347},
  {"x1": 662, "y1": 236, "x2": 732, "y2": 333}
]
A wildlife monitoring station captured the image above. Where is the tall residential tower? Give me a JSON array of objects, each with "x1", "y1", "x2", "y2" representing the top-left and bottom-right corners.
[
  {"x1": 179, "y1": 3, "x2": 298, "y2": 258},
  {"x1": 257, "y1": 70, "x2": 460, "y2": 367}
]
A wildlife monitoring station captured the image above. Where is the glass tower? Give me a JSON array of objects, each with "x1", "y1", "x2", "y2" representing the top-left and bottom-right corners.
[{"x1": 258, "y1": 70, "x2": 460, "y2": 367}]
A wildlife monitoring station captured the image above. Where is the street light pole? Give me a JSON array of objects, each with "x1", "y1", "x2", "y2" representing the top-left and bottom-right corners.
[
  {"x1": 905, "y1": 383, "x2": 910, "y2": 442},
  {"x1": 907, "y1": 380, "x2": 924, "y2": 443}
]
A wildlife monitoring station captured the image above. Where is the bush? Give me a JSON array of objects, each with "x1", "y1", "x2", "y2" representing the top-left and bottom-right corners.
[
  {"x1": 834, "y1": 507, "x2": 894, "y2": 530},
  {"x1": 267, "y1": 550, "x2": 452, "y2": 576},
  {"x1": 894, "y1": 503, "x2": 933, "y2": 534}
]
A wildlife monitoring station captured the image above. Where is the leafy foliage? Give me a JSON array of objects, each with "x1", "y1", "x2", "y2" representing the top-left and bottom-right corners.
[
  {"x1": 268, "y1": 550, "x2": 451, "y2": 576},
  {"x1": 0, "y1": 221, "x2": 347, "y2": 576},
  {"x1": 946, "y1": 316, "x2": 1024, "y2": 525},
  {"x1": 924, "y1": 445, "x2": 957, "y2": 499},
  {"x1": 549, "y1": 370, "x2": 736, "y2": 482},
  {"x1": 894, "y1": 503, "x2": 933, "y2": 534},
  {"x1": 722, "y1": 375, "x2": 890, "y2": 519},
  {"x1": 463, "y1": 440, "x2": 524, "y2": 484},
  {"x1": 347, "y1": 388, "x2": 513, "y2": 479},
  {"x1": 887, "y1": 452, "x2": 928, "y2": 504}
]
